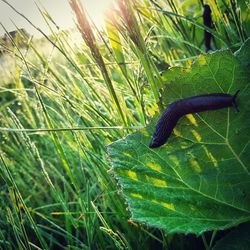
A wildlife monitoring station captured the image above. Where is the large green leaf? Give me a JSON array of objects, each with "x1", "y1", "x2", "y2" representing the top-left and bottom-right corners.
[
  {"x1": 108, "y1": 44, "x2": 250, "y2": 234},
  {"x1": 235, "y1": 37, "x2": 250, "y2": 68}
]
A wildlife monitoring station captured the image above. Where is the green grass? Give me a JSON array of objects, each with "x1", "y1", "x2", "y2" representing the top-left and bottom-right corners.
[{"x1": 0, "y1": 0, "x2": 249, "y2": 249}]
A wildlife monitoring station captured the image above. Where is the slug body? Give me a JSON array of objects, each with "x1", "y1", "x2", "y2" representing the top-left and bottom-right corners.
[
  {"x1": 203, "y1": 4, "x2": 213, "y2": 52},
  {"x1": 149, "y1": 91, "x2": 239, "y2": 148}
]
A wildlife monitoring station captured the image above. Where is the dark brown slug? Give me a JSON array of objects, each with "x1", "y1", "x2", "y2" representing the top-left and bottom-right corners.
[
  {"x1": 203, "y1": 4, "x2": 213, "y2": 52},
  {"x1": 149, "y1": 91, "x2": 240, "y2": 148}
]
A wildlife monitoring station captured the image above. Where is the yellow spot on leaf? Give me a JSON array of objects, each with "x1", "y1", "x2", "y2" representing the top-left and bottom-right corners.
[
  {"x1": 173, "y1": 128, "x2": 182, "y2": 137},
  {"x1": 185, "y1": 67, "x2": 192, "y2": 73},
  {"x1": 123, "y1": 152, "x2": 132, "y2": 157},
  {"x1": 198, "y1": 55, "x2": 207, "y2": 65},
  {"x1": 180, "y1": 142, "x2": 190, "y2": 149},
  {"x1": 208, "y1": 152, "x2": 218, "y2": 167},
  {"x1": 147, "y1": 176, "x2": 167, "y2": 187},
  {"x1": 127, "y1": 170, "x2": 138, "y2": 180},
  {"x1": 190, "y1": 159, "x2": 202, "y2": 173},
  {"x1": 169, "y1": 155, "x2": 180, "y2": 165},
  {"x1": 202, "y1": 146, "x2": 218, "y2": 167},
  {"x1": 186, "y1": 114, "x2": 198, "y2": 127},
  {"x1": 191, "y1": 129, "x2": 202, "y2": 142},
  {"x1": 130, "y1": 193, "x2": 143, "y2": 199},
  {"x1": 146, "y1": 162, "x2": 161, "y2": 172},
  {"x1": 152, "y1": 200, "x2": 176, "y2": 211},
  {"x1": 162, "y1": 202, "x2": 175, "y2": 211}
]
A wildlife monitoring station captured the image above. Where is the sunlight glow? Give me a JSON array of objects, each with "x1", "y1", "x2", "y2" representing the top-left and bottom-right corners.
[{"x1": 82, "y1": 0, "x2": 115, "y2": 28}]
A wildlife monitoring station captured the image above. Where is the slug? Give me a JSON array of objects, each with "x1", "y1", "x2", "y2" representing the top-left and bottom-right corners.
[
  {"x1": 149, "y1": 91, "x2": 240, "y2": 148},
  {"x1": 203, "y1": 4, "x2": 213, "y2": 52}
]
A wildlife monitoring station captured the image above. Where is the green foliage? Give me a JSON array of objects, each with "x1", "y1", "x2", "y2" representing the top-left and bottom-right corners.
[
  {"x1": 235, "y1": 37, "x2": 250, "y2": 67},
  {"x1": 0, "y1": 0, "x2": 250, "y2": 249},
  {"x1": 213, "y1": 222, "x2": 250, "y2": 250},
  {"x1": 108, "y1": 45, "x2": 250, "y2": 234}
]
